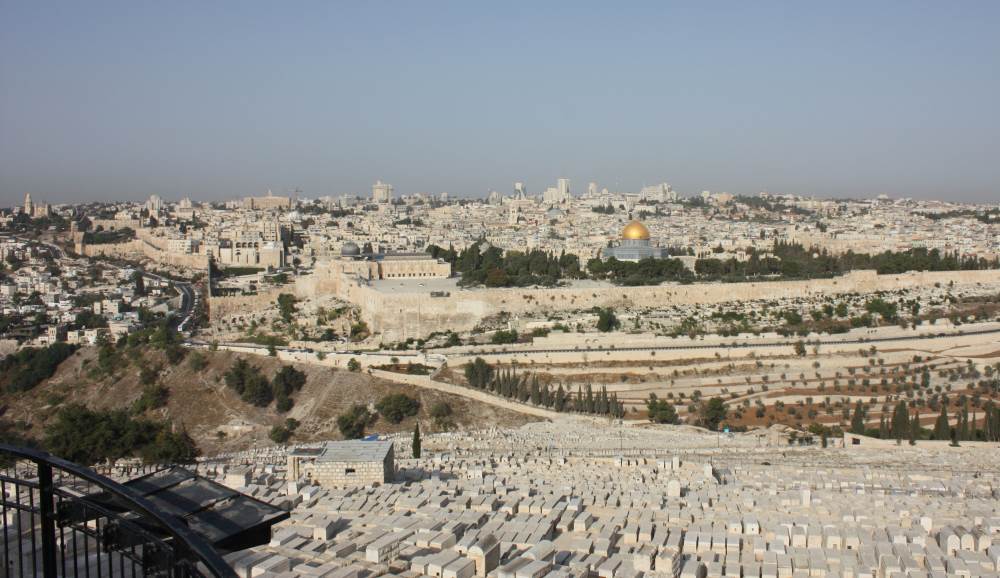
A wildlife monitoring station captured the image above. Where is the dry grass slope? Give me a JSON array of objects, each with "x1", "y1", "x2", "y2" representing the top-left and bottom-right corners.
[{"x1": 0, "y1": 347, "x2": 539, "y2": 456}]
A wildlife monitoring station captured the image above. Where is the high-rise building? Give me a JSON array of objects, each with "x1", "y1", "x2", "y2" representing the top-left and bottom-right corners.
[
  {"x1": 557, "y1": 178, "x2": 571, "y2": 199},
  {"x1": 640, "y1": 183, "x2": 678, "y2": 202},
  {"x1": 513, "y1": 182, "x2": 526, "y2": 199},
  {"x1": 587, "y1": 182, "x2": 598, "y2": 197},
  {"x1": 23, "y1": 193, "x2": 33, "y2": 215},
  {"x1": 146, "y1": 194, "x2": 163, "y2": 214},
  {"x1": 544, "y1": 178, "x2": 571, "y2": 204},
  {"x1": 372, "y1": 180, "x2": 394, "y2": 203}
]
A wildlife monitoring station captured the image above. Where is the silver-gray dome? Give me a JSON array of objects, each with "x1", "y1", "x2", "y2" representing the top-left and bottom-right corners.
[{"x1": 341, "y1": 241, "x2": 361, "y2": 257}]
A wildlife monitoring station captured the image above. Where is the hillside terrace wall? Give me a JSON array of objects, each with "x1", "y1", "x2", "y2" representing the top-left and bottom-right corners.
[{"x1": 444, "y1": 321, "x2": 1000, "y2": 369}]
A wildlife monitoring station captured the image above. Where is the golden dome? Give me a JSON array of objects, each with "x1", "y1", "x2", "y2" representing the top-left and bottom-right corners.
[{"x1": 621, "y1": 220, "x2": 651, "y2": 240}]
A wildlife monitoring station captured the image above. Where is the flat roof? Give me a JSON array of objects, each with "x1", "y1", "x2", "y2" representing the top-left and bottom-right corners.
[{"x1": 291, "y1": 440, "x2": 393, "y2": 463}]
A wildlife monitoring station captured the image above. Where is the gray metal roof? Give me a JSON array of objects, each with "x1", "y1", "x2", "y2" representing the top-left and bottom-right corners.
[{"x1": 293, "y1": 440, "x2": 393, "y2": 463}]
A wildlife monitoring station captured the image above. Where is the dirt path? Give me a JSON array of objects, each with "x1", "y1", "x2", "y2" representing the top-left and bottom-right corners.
[{"x1": 367, "y1": 369, "x2": 566, "y2": 420}]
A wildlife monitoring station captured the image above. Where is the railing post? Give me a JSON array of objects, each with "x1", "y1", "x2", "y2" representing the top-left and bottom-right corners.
[{"x1": 37, "y1": 461, "x2": 58, "y2": 577}]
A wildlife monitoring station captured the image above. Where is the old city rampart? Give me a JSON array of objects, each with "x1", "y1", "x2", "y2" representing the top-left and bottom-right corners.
[{"x1": 268, "y1": 268, "x2": 1000, "y2": 342}]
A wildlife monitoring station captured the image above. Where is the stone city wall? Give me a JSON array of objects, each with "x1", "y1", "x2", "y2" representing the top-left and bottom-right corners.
[
  {"x1": 338, "y1": 269, "x2": 1000, "y2": 342},
  {"x1": 208, "y1": 267, "x2": 1000, "y2": 342},
  {"x1": 80, "y1": 230, "x2": 209, "y2": 270}
]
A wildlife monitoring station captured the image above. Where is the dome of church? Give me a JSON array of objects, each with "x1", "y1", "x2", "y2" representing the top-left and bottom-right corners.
[
  {"x1": 621, "y1": 220, "x2": 651, "y2": 241},
  {"x1": 341, "y1": 241, "x2": 361, "y2": 257}
]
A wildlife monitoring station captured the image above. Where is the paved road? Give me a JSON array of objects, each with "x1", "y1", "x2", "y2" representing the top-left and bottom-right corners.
[
  {"x1": 24, "y1": 235, "x2": 198, "y2": 332},
  {"x1": 141, "y1": 270, "x2": 197, "y2": 331}
]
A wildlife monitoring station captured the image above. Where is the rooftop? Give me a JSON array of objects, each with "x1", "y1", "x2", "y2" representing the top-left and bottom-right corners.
[{"x1": 292, "y1": 440, "x2": 393, "y2": 463}]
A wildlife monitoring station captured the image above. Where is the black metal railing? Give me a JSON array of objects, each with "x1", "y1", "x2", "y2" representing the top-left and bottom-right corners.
[{"x1": 0, "y1": 444, "x2": 236, "y2": 577}]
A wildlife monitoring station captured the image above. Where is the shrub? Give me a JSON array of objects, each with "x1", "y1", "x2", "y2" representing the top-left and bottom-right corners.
[
  {"x1": 491, "y1": 330, "x2": 518, "y2": 344},
  {"x1": 132, "y1": 384, "x2": 169, "y2": 414},
  {"x1": 1, "y1": 343, "x2": 78, "y2": 393},
  {"x1": 376, "y1": 394, "x2": 421, "y2": 424},
  {"x1": 45, "y1": 404, "x2": 197, "y2": 465},
  {"x1": 187, "y1": 351, "x2": 208, "y2": 371},
  {"x1": 430, "y1": 401, "x2": 453, "y2": 420},
  {"x1": 337, "y1": 404, "x2": 375, "y2": 439},
  {"x1": 646, "y1": 394, "x2": 679, "y2": 424}
]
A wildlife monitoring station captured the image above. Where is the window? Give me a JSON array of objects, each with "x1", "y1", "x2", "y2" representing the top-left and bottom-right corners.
[{"x1": 345, "y1": 468, "x2": 356, "y2": 475}]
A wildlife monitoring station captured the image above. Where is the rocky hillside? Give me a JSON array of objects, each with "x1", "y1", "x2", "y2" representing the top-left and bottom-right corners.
[{"x1": 0, "y1": 346, "x2": 539, "y2": 456}]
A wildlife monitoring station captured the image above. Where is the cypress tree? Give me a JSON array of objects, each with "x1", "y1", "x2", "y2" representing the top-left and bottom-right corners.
[
  {"x1": 890, "y1": 400, "x2": 909, "y2": 441},
  {"x1": 933, "y1": 404, "x2": 949, "y2": 440},
  {"x1": 986, "y1": 401, "x2": 999, "y2": 442},
  {"x1": 850, "y1": 401, "x2": 865, "y2": 434},
  {"x1": 555, "y1": 385, "x2": 566, "y2": 412},
  {"x1": 959, "y1": 403, "x2": 970, "y2": 441},
  {"x1": 412, "y1": 423, "x2": 421, "y2": 459},
  {"x1": 983, "y1": 400, "x2": 994, "y2": 441}
]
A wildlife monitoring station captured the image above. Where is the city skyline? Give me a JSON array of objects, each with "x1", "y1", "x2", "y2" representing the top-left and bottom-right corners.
[{"x1": 2, "y1": 1, "x2": 1000, "y2": 205}]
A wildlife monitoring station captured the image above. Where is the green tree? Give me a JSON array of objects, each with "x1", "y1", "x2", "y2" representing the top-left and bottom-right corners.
[
  {"x1": 429, "y1": 401, "x2": 452, "y2": 419},
  {"x1": 187, "y1": 351, "x2": 208, "y2": 371},
  {"x1": 140, "y1": 427, "x2": 198, "y2": 464},
  {"x1": 646, "y1": 393, "x2": 679, "y2": 424},
  {"x1": 0, "y1": 343, "x2": 78, "y2": 393},
  {"x1": 276, "y1": 293, "x2": 297, "y2": 323},
  {"x1": 596, "y1": 308, "x2": 620, "y2": 332},
  {"x1": 464, "y1": 358, "x2": 494, "y2": 388},
  {"x1": 269, "y1": 423, "x2": 292, "y2": 444},
  {"x1": 375, "y1": 394, "x2": 420, "y2": 424},
  {"x1": 45, "y1": 404, "x2": 197, "y2": 465},
  {"x1": 347, "y1": 358, "x2": 361, "y2": 372},
  {"x1": 272, "y1": 365, "x2": 307, "y2": 398},
  {"x1": 337, "y1": 404, "x2": 375, "y2": 439},
  {"x1": 131, "y1": 270, "x2": 146, "y2": 296},
  {"x1": 412, "y1": 423, "x2": 421, "y2": 458},
  {"x1": 491, "y1": 330, "x2": 518, "y2": 344},
  {"x1": 933, "y1": 404, "x2": 950, "y2": 440},
  {"x1": 131, "y1": 384, "x2": 169, "y2": 414},
  {"x1": 850, "y1": 401, "x2": 866, "y2": 434},
  {"x1": 959, "y1": 402, "x2": 970, "y2": 441},
  {"x1": 241, "y1": 372, "x2": 274, "y2": 407},
  {"x1": 224, "y1": 358, "x2": 253, "y2": 394},
  {"x1": 890, "y1": 400, "x2": 909, "y2": 441},
  {"x1": 700, "y1": 397, "x2": 727, "y2": 431}
]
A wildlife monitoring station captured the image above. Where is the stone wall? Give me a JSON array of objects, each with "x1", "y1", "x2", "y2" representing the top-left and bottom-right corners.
[
  {"x1": 208, "y1": 287, "x2": 286, "y2": 320},
  {"x1": 80, "y1": 229, "x2": 209, "y2": 270},
  {"x1": 208, "y1": 266, "x2": 1000, "y2": 342},
  {"x1": 338, "y1": 269, "x2": 1000, "y2": 342},
  {"x1": 312, "y1": 452, "x2": 393, "y2": 487}
]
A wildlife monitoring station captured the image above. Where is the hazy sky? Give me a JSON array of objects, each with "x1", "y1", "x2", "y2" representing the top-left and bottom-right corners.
[{"x1": 2, "y1": 1, "x2": 999, "y2": 206}]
